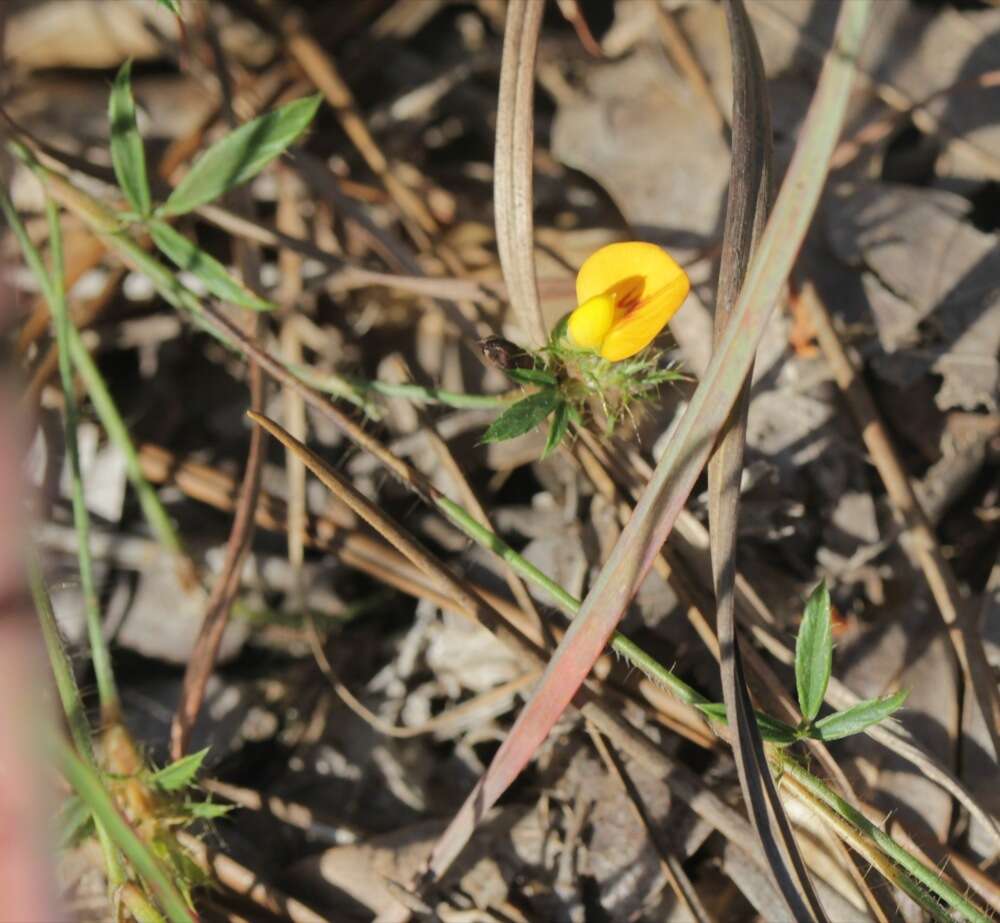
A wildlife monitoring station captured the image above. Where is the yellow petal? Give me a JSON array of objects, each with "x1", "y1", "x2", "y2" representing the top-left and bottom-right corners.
[
  {"x1": 576, "y1": 241, "x2": 683, "y2": 308},
  {"x1": 600, "y1": 271, "x2": 691, "y2": 361},
  {"x1": 567, "y1": 293, "x2": 615, "y2": 350}
]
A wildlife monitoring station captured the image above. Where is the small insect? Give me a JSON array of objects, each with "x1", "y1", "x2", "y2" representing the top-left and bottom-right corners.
[{"x1": 477, "y1": 336, "x2": 534, "y2": 371}]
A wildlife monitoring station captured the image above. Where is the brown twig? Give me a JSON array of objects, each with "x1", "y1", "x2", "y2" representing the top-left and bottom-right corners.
[
  {"x1": 653, "y1": 2, "x2": 728, "y2": 138},
  {"x1": 176, "y1": 831, "x2": 327, "y2": 923},
  {"x1": 385, "y1": 354, "x2": 552, "y2": 646},
  {"x1": 276, "y1": 4, "x2": 440, "y2": 248},
  {"x1": 750, "y1": 3, "x2": 1000, "y2": 180}
]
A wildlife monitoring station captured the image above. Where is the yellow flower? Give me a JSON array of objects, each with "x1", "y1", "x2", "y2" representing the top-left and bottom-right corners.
[{"x1": 566, "y1": 242, "x2": 690, "y2": 361}]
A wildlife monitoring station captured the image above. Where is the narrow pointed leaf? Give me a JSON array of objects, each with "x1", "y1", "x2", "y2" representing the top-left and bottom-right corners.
[
  {"x1": 795, "y1": 581, "x2": 833, "y2": 723},
  {"x1": 109, "y1": 60, "x2": 151, "y2": 217},
  {"x1": 541, "y1": 400, "x2": 569, "y2": 458},
  {"x1": 480, "y1": 389, "x2": 559, "y2": 443},
  {"x1": 427, "y1": 0, "x2": 871, "y2": 883},
  {"x1": 184, "y1": 800, "x2": 232, "y2": 820},
  {"x1": 812, "y1": 690, "x2": 908, "y2": 742},
  {"x1": 159, "y1": 95, "x2": 322, "y2": 217},
  {"x1": 149, "y1": 220, "x2": 275, "y2": 311},
  {"x1": 56, "y1": 794, "x2": 93, "y2": 848},
  {"x1": 149, "y1": 747, "x2": 209, "y2": 792}
]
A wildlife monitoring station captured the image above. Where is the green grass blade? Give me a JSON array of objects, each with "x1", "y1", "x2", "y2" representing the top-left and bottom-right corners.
[
  {"x1": 45, "y1": 199, "x2": 119, "y2": 714},
  {"x1": 2, "y1": 191, "x2": 122, "y2": 715},
  {"x1": 66, "y1": 326, "x2": 187, "y2": 561},
  {"x1": 109, "y1": 60, "x2": 151, "y2": 217},
  {"x1": 149, "y1": 220, "x2": 276, "y2": 311},
  {"x1": 52, "y1": 734, "x2": 196, "y2": 923},
  {"x1": 159, "y1": 95, "x2": 322, "y2": 217},
  {"x1": 27, "y1": 552, "x2": 95, "y2": 759},
  {"x1": 795, "y1": 581, "x2": 833, "y2": 724}
]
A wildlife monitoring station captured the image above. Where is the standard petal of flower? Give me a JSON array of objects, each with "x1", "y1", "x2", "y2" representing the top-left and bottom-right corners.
[
  {"x1": 599, "y1": 272, "x2": 691, "y2": 361},
  {"x1": 567, "y1": 293, "x2": 615, "y2": 349},
  {"x1": 576, "y1": 241, "x2": 682, "y2": 306}
]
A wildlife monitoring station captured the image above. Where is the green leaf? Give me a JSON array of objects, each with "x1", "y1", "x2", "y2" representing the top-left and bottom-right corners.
[
  {"x1": 156, "y1": 0, "x2": 182, "y2": 13},
  {"x1": 56, "y1": 794, "x2": 93, "y2": 848},
  {"x1": 183, "y1": 800, "x2": 232, "y2": 820},
  {"x1": 149, "y1": 220, "x2": 275, "y2": 311},
  {"x1": 542, "y1": 401, "x2": 570, "y2": 459},
  {"x1": 149, "y1": 747, "x2": 209, "y2": 792},
  {"x1": 695, "y1": 702, "x2": 799, "y2": 746},
  {"x1": 159, "y1": 94, "x2": 322, "y2": 217},
  {"x1": 549, "y1": 313, "x2": 569, "y2": 344},
  {"x1": 109, "y1": 60, "x2": 151, "y2": 217},
  {"x1": 811, "y1": 690, "x2": 908, "y2": 742},
  {"x1": 506, "y1": 367, "x2": 557, "y2": 387},
  {"x1": 795, "y1": 581, "x2": 833, "y2": 724},
  {"x1": 480, "y1": 389, "x2": 560, "y2": 444}
]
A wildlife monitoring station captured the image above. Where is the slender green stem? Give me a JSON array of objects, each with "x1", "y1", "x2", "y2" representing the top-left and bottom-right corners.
[
  {"x1": 119, "y1": 884, "x2": 169, "y2": 923},
  {"x1": 35, "y1": 199, "x2": 118, "y2": 713},
  {"x1": 27, "y1": 551, "x2": 94, "y2": 758},
  {"x1": 782, "y1": 762, "x2": 952, "y2": 922},
  {"x1": 782, "y1": 757, "x2": 991, "y2": 923},
  {"x1": 27, "y1": 551, "x2": 128, "y2": 890},
  {"x1": 52, "y1": 733, "x2": 196, "y2": 923},
  {"x1": 2, "y1": 188, "x2": 187, "y2": 570},
  {"x1": 360, "y1": 378, "x2": 513, "y2": 410},
  {"x1": 66, "y1": 327, "x2": 186, "y2": 559},
  {"x1": 434, "y1": 495, "x2": 707, "y2": 706}
]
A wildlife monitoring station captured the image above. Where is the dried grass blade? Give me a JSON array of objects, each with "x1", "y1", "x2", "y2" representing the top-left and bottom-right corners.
[
  {"x1": 422, "y1": 0, "x2": 872, "y2": 884},
  {"x1": 494, "y1": 0, "x2": 547, "y2": 348},
  {"x1": 710, "y1": 2, "x2": 826, "y2": 920}
]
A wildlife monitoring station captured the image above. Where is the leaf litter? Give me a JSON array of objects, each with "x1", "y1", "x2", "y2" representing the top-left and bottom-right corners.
[{"x1": 5, "y1": 0, "x2": 999, "y2": 920}]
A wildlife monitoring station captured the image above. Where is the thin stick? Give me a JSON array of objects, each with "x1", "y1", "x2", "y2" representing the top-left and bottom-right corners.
[{"x1": 176, "y1": 831, "x2": 326, "y2": 923}]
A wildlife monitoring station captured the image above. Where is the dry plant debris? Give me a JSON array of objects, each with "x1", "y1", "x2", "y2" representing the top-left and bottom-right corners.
[{"x1": 2, "y1": 1, "x2": 998, "y2": 921}]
